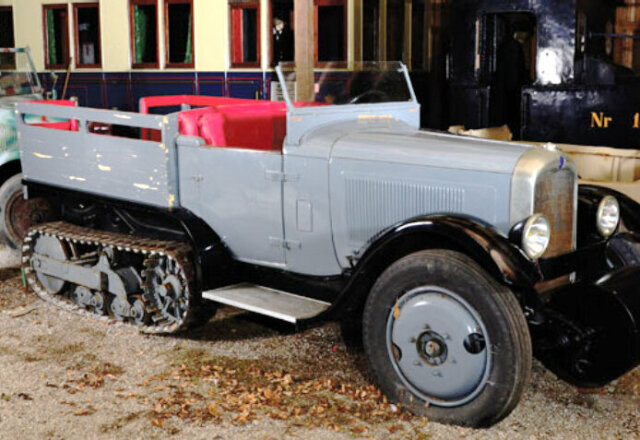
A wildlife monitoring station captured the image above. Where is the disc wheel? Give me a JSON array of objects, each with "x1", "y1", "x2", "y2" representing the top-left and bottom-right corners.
[
  {"x1": 32, "y1": 234, "x2": 70, "y2": 294},
  {"x1": 130, "y1": 295, "x2": 151, "y2": 326},
  {"x1": 0, "y1": 173, "x2": 57, "y2": 248},
  {"x1": 363, "y1": 250, "x2": 532, "y2": 428}
]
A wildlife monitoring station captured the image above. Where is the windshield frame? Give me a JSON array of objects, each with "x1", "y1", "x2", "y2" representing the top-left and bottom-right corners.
[
  {"x1": 0, "y1": 47, "x2": 43, "y2": 97},
  {"x1": 275, "y1": 62, "x2": 418, "y2": 113}
]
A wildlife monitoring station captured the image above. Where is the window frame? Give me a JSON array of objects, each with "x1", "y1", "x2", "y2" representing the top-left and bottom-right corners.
[
  {"x1": 129, "y1": 0, "x2": 160, "y2": 69},
  {"x1": 164, "y1": 0, "x2": 195, "y2": 68},
  {"x1": 43, "y1": 3, "x2": 70, "y2": 70},
  {"x1": 229, "y1": 0, "x2": 261, "y2": 68},
  {"x1": 0, "y1": 6, "x2": 14, "y2": 48},
  {"x1": 314, "y1": 0, "x2": 347, "y2": 67},
  {"x1": 268, "y1": 0, "x2": 295, "y2": 67},
  {"x1": 0, "y1": 6, "x2": 15, "y2": 69},
  {"x1": 73, "y1": 2, "x2": 102, "y2": 68}
]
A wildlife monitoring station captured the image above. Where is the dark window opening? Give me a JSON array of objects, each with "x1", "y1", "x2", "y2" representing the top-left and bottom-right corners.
[
  {"x1": 386, "y1": 0, "x2": 404, "y2": 61},
  {"x1": 411, "y1": 0, "x2": 427, "y2": 70},
  {"x1": 75, "y1": 4, "x2": 101, "y2": 67},
  {"x1": 362, "y1": 0, "x2": 378, "y2": 61},
  {"x1": 0, "y1": 7, "x2": 15, "y2": 68},
  {"x1": 271, "y1": 0, "x2": 294, "y2": 66},
  {"x1": 480, "y1": 12, "x2": 536, "y2": 136},
  {"x1": 44, "y1": 5, "x2": 70, "y2": 69},
  {"x1": 131, "y1": 0, "x2": 158, "y2": 67},
  {"x1": 166, "y1": 0, "x2": 193, "y2": 66},
  {"x1": 230, "y1": 1, "x2": 260, "y2": 67},
  {"x1": 315, "y1": 0, "x2": 346, "y2": 64}
]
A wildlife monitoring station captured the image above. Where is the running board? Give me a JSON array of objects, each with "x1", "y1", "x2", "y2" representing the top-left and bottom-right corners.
[{"x1": 201, "y1": 284, "x2": 331, "y2": 323}]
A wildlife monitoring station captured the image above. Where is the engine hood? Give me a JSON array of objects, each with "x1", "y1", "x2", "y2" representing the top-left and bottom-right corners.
[{"x1": 329, "y1": 121, "x2": 531, "y2": 175}]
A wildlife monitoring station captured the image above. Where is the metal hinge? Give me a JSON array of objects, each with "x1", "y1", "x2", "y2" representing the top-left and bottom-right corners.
[
  {"x1": 268, "y1": 237, "x2": 301, "y2": 250},
  {"x1": 265, "y1": 170, "x2": 299, "y2": 182}
]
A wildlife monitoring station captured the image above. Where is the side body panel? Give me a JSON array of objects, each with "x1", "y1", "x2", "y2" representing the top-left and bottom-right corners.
[
  {"x1": 282, "y1": 153, "x2": 342, "y2": 276},
  {"x1": 18, "y1": 104, "x2": 177, "y2": 209},
  {"x1": 178, "y1": 143, "x2": 286, "y2": 267}
]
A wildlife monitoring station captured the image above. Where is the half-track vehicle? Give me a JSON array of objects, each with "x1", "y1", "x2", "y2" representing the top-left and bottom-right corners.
[{"x1": 16, "y1": 62, "x2": 640, "y2": 427}]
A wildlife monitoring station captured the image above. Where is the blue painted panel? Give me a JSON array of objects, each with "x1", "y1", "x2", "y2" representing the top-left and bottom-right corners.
[
  {"x1": 227, "y1": 72, "x2": 263, "y2": 99},
  {"x1": 130, "y1": 72, "x2": 196, "y2": 111},
  {"x1": 66, "y1": 73, "x2": 105, "y2": 108},
  {"x1": 104, "y1": 74, "x2": 130, "y2": 110},
  {"x1": 198, "y1": 74, "x2": 225, "y2": 97},
  {"x1": 37, "y1": 71, "x2": 273, "y2": 110}
]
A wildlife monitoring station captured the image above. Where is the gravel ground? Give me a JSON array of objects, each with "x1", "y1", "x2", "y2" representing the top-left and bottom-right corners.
[{"x1": 0, "y1": 246, "x2": 638, "y2": 440}]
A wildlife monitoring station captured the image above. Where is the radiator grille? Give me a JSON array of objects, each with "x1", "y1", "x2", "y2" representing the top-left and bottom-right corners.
[
  {"x1": 345, "y1": 178, "x2": 465, "y2": 243},
  {"x1": 535, "y1": 169, "x2": 576, "y2": 257}
]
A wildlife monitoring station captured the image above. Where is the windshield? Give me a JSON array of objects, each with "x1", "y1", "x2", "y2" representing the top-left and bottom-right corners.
[
  {"x1": 0, "y1": 49, "x2": 42, "y2": 97},
  {"x1": 276, "y1": 61, "x2": 416, "y2": 107}
]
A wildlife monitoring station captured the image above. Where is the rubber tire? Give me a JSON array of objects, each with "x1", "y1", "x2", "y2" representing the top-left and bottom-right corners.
[
  {"x1": 0, "y1": 174, "x2": 24, "y2": 248},
  {"x1": 0, "y1": 173, "x2": 56, "y2": 249},
  {"x1": 362, "y1": 250, "x2": 532, "y2": 428}
]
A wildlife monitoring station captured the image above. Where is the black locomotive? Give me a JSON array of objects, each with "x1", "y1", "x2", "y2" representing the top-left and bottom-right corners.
[{"x1": 436, "y1": 0, "x2": 640, "y2": 149}]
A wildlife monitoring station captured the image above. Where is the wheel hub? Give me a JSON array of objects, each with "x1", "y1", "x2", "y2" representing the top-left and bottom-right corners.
[
  {"x1": 387, "y1": 286, "x2": 490, "y2": 406},
  {"x1": 5, "y1": 191, "x2": 55, "y2": 246},
  {"x1": 33, "y1": 235, "x2": 69, "y2": 294},
  {"x1": 418, "y1": 331, "x2": 448, "y2": 366}
]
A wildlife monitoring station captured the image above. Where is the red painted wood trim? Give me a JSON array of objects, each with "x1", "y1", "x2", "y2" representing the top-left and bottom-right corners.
[
  {"x1": 229, "y1": 0, "x2": 260, "y2": 68},
  {"x1": 164, "y1": 0, "x2": 195, "y2": 68},
  {"x1": 313, "y1": 0, "x2": 347, "y2": 66},
  {"x1": 130, "y1": 0, "x2": 160, "y2": 69},
  {"x1": 43, "y1": 4, "x2": 70, "y2": 70}
]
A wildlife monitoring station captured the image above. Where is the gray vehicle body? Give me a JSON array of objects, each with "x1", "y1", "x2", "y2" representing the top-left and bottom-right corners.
[{"x1": 17, "y1": 66, "x2": 571, "y2": 277}]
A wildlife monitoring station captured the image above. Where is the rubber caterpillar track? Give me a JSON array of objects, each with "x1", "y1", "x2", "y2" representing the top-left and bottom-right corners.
[{"x1": 22, "y1": 221, "x2": 209, "y2": 334}]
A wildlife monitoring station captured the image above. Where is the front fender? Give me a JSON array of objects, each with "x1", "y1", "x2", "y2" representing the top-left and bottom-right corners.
[
  {"x1": 579, "y1": 184, "x2": 640, "y2": 244},
  {"x1": 353, "y1": 215, "x2": 540, "y2": 289}
]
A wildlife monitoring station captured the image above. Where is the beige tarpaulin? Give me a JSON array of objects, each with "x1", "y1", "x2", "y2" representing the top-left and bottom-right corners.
[{"x1": 449, "y1": 125, "x2": 640, "y2": 203}]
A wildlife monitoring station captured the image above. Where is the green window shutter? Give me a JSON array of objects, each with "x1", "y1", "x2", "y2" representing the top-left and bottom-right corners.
[
  {"x1": 184, "y1": 11, "x2": 192, "y2": 64},
  {"x1": 134, "y1": 5, "x2": 148, "y2": 64},
  {"x1": 46, "y1": 9, "x2": 57, "y2": 65}
]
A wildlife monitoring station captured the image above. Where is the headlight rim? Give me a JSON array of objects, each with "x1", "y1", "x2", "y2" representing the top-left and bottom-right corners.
[
  {"x1": 596, "y1": 195, "x2": 620, "y2": 238},
  {"x1": 521, "y1": 213, "x2": 551, "y2": 260}
]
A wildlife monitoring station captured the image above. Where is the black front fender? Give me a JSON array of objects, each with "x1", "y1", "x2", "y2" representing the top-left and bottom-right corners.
[
  {"x1": 579, "y1": 184, "x2": 640, "y2": 243},
  {"x1": 352, "y1": 215, "x2": 540, "y2": 290}
]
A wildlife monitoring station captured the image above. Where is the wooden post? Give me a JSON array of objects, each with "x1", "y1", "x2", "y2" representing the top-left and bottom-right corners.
[
  {"x1": 353, "y1": 0, "x2": 363, "y2": 64},
  {"x1": 404, "y1": 0, "x2": 412, "y2": 67},
  {"x1": 378, "y1": 0, "x2": 387, "y2": 61},
  {"x1": 295, "y1": 0, "x2": 314, "y2": 101}
]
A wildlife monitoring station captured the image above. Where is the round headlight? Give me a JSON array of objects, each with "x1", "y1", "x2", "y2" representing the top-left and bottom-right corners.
[
  {"x1": 596, "y1": 195, "x2": 620, "y2": 238},
  {"x1": 522, "y1": 214, "x2": 551, "y2": 260}
]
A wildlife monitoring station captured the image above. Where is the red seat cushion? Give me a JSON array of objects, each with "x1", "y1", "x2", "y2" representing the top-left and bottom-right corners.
[
  {"x1": 198, "y1": 113, "x2": 227, "y2": 146},
  {"x1": 178, "y1": 107, "x2": 217, "y2": 137},
  {"x1": 179, "y1": 101, "x2": 288, "y2": 150}
]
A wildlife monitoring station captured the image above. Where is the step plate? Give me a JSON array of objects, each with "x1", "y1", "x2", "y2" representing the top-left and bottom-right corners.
[{"x1": 202, "y1": 284, "x2": 331, "y2": 323}]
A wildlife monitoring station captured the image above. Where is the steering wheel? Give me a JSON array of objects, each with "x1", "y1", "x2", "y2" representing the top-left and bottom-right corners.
[{"x1": 349, "y1": 90, "x2": 390, "y2": 104}]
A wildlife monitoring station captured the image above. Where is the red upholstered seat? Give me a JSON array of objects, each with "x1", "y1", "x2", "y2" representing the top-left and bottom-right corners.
[
  {"x1": 178, "y1": 107, "x2": 217, "y2": 137},
  {"x1": 179, "y1": 101, "x2": 288, "y2": 151},
  {"x1": 198, "y1": 112, "x2": 227, "y2": 146}
]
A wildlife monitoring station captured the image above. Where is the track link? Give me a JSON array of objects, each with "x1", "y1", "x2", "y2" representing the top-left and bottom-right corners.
[{"x1": 22, "y1": 221, "x2": 201, "y2": 334}]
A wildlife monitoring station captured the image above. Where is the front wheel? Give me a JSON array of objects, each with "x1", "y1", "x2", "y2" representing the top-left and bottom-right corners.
[
  {"x1": 363, "y1": 250, "x2": 532, "y2": 427},
  {"x1": 0, "y1": 173, "x2": 57, "y2": 249}
]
